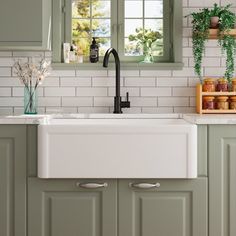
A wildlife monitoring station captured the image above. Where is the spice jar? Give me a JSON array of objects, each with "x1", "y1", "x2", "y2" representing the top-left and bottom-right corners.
[
  {"x1": 216, "y1": 78, "x2": 228, "y2": 92},
  {"x1": 203, "y1": 96, "x2": 215, "y2": 110},
  {"x1": 216, "y1": 96, "x2": 229, "y2": 110},
  {"x1": 231, "y1": 78, "x2": 236, "y2": 92},
  {"x1": 202, "y1": 78, "x2": 215, "y2": 92},
  {"x1": 230, "y1": 96, "x2": 236, "y2": 109}
]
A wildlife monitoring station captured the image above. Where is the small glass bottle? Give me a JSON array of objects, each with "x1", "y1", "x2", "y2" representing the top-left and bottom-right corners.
[
  {"x1": 230, "y1": 96, "x2": 236, "y2": 110},
  {"x1": 203, "y1": 78, "x2": 215, "y2": 92},
  {"x1": 216, "y1": 78, "x2": 228, "y2": 92},
  {"x1": 203, "y1": 96, "x2": 215, "y2": 110},
  {"x1": 231, "y1": 78, "x2": 236, "y2": 92},
  {"x1": 216, "y1": 96, "x2": 229, "y2": 110}
]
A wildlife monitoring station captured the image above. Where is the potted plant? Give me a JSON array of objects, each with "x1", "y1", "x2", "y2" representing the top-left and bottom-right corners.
[{"x1": 187, "y1": 4, "x2": 236, "y2": 83}]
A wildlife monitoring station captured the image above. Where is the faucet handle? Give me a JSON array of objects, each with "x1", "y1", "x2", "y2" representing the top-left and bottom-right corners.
[
  {"x1": 126, "y1": 92, "x2": 129, "y2": 102},
  {"x1": 121, "y1": 92, "x2": 130, "y2": 109}
]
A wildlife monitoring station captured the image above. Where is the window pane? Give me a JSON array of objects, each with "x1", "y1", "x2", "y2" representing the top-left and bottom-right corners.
[
  {"x1": 72, "y1": 0, "x2": 90, "y2": 18},
  {"x1": 125, "y1": 19, "x2": 143, "y2": 37},
  {"x1": 145, "y1": 0, "x2": 163, "y2": 18},
  {"x1": 72, "y1": 19, "x2": 90, "y2": 38},
  {"x1": 152, "y1": 39, "x2": 163, "y2": 56},
  {"x1": 92, "y1": 0, "x2": 110, "y2": 18},
  {"x1": 125, "y1": 1, "x2": 143, "y2": 18},
  {"x1": 144, "y1": 19, "x2": 163, "y2": 32},
  {"x1": 97, "y1": 38, "x2": 111, "y2": 56},
  {"x1": 92, "y1": 19, "x2": 110, "y2": 37}
]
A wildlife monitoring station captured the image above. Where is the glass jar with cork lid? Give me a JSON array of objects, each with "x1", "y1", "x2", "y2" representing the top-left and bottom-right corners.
[
  {"x1": 230, "y1": 96, "x2": 236, "y2": 109},
  {"x1": 216, "y1": 96, "x2": 229, "y2": 110},
  {"x1": 202, "y1": 78, "x2": 215, "y2": 92},
  {"x1": 216, "y1": 78, "x2": 228, "y2": 92},
  {"x1": 203, "y1": 96, "x2": 215, "y2": 110},
  {"x1": 231, "y1": 78, "x2": 236, "y2": 92}
]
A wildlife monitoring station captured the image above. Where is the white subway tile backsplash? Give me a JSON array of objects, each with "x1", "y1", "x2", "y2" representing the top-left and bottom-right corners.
[
  {"x1": 0, "y1": 97, "x2": 23, "y2": 106},
  {"x1": 45, "y1": 87, "x2": 75, "y2": 97},
  {"x1": 157, "y1": 78, "x2": 188, "y2": 87},
  {"x1": 0, "y1": 68, "x2": 11, "y2": 77},
  {"x1": 92, "y1": 77, "x2": 118, "y2": 87},
  {"x1": 129, "y1": 97, "x2": 157, "y2": 107},
  {"x1": 61, "y1": 77, "x2": 91, "y2": 87},
  {"x1": 0, "y1": 88, "x2": 11, "y2": 96},
  {"x1": 0, "y1": 107, "x2": 13, "y2": 115},
  {"x1": 76, "y1": 70, "x2": 107, "y2": 77},
  {"x1": 140, "y1": 70, "x2": 172, "y2": 77},
  {"x1": 142, "y1": 107, "x2": 174, "y2": 114},
  {"x1": 94, "y1": 97, "x2": 113, "y2": 107},
  {"x1": 38, "y1": 97, "x2": 61, "y2": 107},
  {"x1": 141, "y1": 88, "x2": 171, "y2": 97},
  {"x1": 173, "y1": 88, "x2": 196, "y2": 96},
  {"x1": 125, "y1": 77, "x2": 156, "y2": 87},
  {"x1": 77, "y1": 107, "x2": 109, "y2": 113},
  {"x1": 158, "y1": 97, "x2": 189, "y2": 107},
  {"x1": 46, "y1": 107, "x2": 77, "y2": 114},
  {"x1": 0, "y1": 77, "x2": 22, "y2": 87},
  {"x1": 76, "y1": 87, "x2": 107, "y2": 96},
  {"x1": 62, "y1": 97, "x2": 93, "y2": 107}
]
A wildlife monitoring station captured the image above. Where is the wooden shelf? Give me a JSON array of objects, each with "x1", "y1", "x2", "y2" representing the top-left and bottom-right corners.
[
  {"x1": 196, "y1": 83, "x2": 236, "y2": 114},
  {"x1": 208, "y1": 29, "x2": 236, "y2": 39}
]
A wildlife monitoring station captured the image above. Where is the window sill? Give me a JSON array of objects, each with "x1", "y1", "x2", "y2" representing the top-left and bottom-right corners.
[{"x1": 52, "y1": 62, "x2": 184, "y2": 70}]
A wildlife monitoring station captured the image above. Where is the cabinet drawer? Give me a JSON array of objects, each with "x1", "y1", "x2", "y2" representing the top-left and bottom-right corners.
[
  {"x1": 119, "y1": 178, "x2": 208, "y2": 236},
  {"x1": 28, "y1": 178, "x2": 117, "y2": 236}
]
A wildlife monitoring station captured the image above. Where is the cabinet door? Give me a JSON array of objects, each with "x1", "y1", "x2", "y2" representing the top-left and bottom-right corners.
[
  {"x1": 0, "y1": 125, "x2": 27, "y2": 236},
  {"x1": 209, "y1": 125, "x2": 236, "y2": 236},
  {"x1": 0, "y1": 0, "x2": 51, "y2": 50},
  {"x1": 119, "y1": 179, "x2": 207, "y2": 236},
  {"x1": 28, "y1": 178, "x2": 117, "y2": 236}
]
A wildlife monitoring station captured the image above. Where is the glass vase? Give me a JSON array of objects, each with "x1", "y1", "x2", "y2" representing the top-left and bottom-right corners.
[
  {"x1": 142, "y1": 44, "x2": 154, "y2": 63},
  {"x1": 24, "y1": 87, "x2": 38, "y2": 114}
]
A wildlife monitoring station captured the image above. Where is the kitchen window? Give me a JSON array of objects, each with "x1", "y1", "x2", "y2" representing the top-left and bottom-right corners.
[{"x1": 52, "y1": 0, "x2": 183, "y2": 69}]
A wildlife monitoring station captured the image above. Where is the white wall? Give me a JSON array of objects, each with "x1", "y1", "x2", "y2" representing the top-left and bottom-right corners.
[{"x1": 0, "y1": 0, "x2": 235, "y2": 115}]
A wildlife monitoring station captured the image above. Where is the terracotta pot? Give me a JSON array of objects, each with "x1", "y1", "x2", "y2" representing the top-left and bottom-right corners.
[{"x1": 210, "y1": 16, "x2": 219, "y2": 29}]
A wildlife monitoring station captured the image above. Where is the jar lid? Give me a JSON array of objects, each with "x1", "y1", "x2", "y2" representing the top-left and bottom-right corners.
[
  {"x1": 217, "y1": 96, "x2": 228, "y2": 101},
  {"x1": 231, "y1": 78, "x2": 236, "y2": 83},
  {"x1": 217, "y1": 78, "x2": 227, "y2": 83},
  {"x1": 204, "y1": 78, "x2": 215, "y2": 83},
  {"x1": 203, "y1": 96, "x2": 215, "y2": 101}
]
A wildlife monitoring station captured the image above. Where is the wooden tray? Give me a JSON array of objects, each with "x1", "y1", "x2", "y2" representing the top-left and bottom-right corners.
[{"x1": 196, "y1": 84, "x2": 236, "y2": 114}]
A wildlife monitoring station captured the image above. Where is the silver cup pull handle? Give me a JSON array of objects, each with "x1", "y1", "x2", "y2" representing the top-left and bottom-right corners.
[
  {"x1": 129, "y1": 182, "x2": 161, "y2": 189},
  {"x1": 77, "y1": 182, "x2": 108, "y2": 189}
]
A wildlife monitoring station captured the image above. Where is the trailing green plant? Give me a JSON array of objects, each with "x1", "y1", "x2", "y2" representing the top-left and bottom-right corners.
[
  {"x1": 187, "y1": 4, "x2": 236, "y2": 83},
  {"x1": 220, "y1": 35, "x2": 236, "y2": 81},
  {"x1": 216, "y1": 4, "x2": 236, "y2": 81},
  {"x1": 187, "y1": 8, "x2": 211, "y2": 82}
]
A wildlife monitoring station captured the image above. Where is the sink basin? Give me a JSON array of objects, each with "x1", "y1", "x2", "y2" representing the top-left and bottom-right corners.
[{"x1": 38, "y1": 114, "x2": 197, "y2": 179}]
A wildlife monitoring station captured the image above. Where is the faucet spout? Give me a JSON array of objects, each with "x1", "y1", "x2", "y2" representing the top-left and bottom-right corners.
[{"x1": 103, "y1": 48, "x2": 130, "y2": 113}]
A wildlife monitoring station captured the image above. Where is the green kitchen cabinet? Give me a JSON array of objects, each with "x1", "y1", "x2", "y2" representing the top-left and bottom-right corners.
[
  {"x1": 209, "y1": 125, "x2": 236, "y2": 236},
  {"x1": 119, "y1": 179, "x2": 208, "y2": 236},
  {"x1": 0, "y1": 0, "x2": 51, "y2": 50},
  {"x1": 0, "y1": 125, "x2": 27, "y2": 236},
  {"x1": 28, "y1": 178, "x2": 117, "y2": 236}
]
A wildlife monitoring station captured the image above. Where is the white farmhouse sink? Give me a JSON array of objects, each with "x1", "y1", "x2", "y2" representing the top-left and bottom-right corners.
[{"x1": 38, "y1": 114, "x2": 197, "y2": 179}]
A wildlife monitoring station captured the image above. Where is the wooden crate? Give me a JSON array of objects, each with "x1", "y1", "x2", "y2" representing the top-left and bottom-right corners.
[
  {"x1": 196, "y1": 83, "x2": 236, "y2": 114},
  {"x1": 208, "y1": 29, "x2": 236, "y2": 39}
]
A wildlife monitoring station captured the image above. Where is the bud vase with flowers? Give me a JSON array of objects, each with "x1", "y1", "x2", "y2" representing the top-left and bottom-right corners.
[{"x1": 13, "y1": 58, "x2": 51, "y2": 114}]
